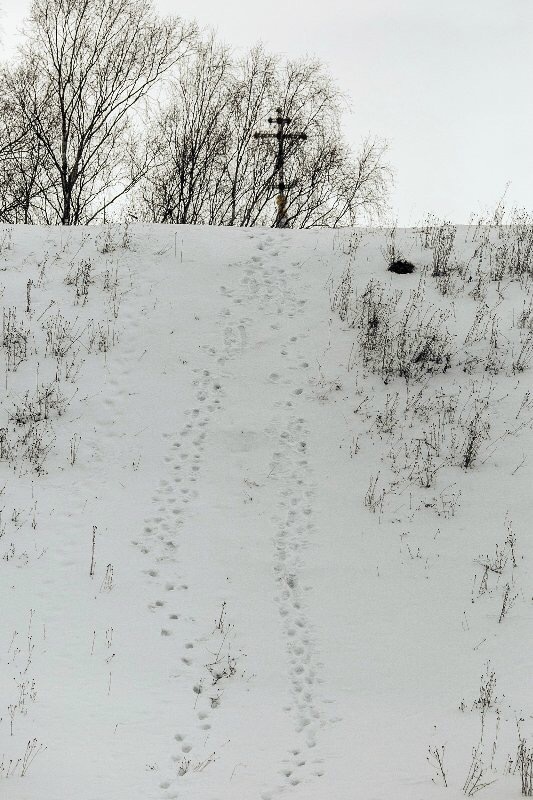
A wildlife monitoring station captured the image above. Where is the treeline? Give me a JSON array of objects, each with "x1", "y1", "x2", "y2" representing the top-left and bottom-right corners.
[{"x1": 0, "y1": 0, "x2": 392, "y2": 227}]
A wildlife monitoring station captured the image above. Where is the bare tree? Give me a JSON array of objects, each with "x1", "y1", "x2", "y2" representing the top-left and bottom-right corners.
[
  {"x1": 135, "y1": 38, "x2": 391, "y2": 228},
  {"x1": 219, "y1": 44, "x2": 280, "y2": 226},
  {"x1": 138, "y1": 33, "x2": 233, "y2": 224},
  {"x1": 268, "y1": 58, "x2": 391, "y2": 227},
  {"x1": 284, "y1": 134, "x2": 392, "y2": 228},
  {"x1": 4, "y1": 0, "x2": 195, "y2": 224}
]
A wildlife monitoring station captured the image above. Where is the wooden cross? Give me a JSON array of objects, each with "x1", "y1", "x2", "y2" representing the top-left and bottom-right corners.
[{"x1": 254, "y1": 107, "x2": 307, "y2": 227}]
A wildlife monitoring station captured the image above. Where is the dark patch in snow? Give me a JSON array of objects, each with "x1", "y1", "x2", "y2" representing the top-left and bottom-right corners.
[{"x1": 388, "y1": 259, "x2": 415, "y2": 274}]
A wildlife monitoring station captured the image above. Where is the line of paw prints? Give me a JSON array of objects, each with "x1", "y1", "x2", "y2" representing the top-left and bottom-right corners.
[
  {"x1": 158, "y1": 627, "x2": 234, "y2": 797},
  {"x1": 132, "y1": 367, "x2": 225, "y2": 617},
  {"x1": 261, "y1": 415, "x2": 327, "y2": 797},
  {"x1": 260, "y1": 746, "x2": 325, "y2": 799}
]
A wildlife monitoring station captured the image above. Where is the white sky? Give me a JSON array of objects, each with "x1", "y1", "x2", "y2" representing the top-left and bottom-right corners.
[{"x1": 1, "y1": 0, "x2": 533, "y2": 224}]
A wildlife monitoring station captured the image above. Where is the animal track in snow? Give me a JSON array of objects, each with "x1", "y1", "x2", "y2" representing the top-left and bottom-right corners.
[
  {"x1": 263, "y1": 405, "x2": 328, "y2": 794},
  {"x1": 141, "y1": 233, "x2": 326, "y2": 798}
]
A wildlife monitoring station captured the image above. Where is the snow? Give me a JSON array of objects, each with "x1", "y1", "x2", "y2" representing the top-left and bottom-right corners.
[{"x1": 0, "y1": 221, "x2": 532, "y2": 799}]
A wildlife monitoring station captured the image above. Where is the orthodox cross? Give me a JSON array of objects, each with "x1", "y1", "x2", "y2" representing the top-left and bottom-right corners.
[{"x1": 254, "y1": 108, "x2": 307, "y2": 227}]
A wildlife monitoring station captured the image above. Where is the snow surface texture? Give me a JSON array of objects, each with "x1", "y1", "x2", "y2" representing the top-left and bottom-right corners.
[{"x1": 0, "y1": 222, "x2": 532, "y2": 799}]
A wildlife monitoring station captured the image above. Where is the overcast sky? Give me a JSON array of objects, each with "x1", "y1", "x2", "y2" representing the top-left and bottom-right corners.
[{"x1": 1, "y1": 0, "x2": 532, "y2": 224}]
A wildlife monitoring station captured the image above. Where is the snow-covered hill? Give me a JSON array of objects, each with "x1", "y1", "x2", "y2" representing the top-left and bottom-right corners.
[{"x1": 1, "y1": 221, "x2": 532, "y2": 800}]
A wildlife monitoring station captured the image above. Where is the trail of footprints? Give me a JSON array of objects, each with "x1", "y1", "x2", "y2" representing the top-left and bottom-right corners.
[
  {"x1": 238, "y1": 236, "x2": 329, "y2": 795},
  {"x1": 261, "y1": 342, "x2": 328, "y2": 798},
  {"x1": 134, "y1": 233, "x2": 325, "y2": 797},
  {"x1": 131, "y1": 366, "x2": 225, "y2": 798}
]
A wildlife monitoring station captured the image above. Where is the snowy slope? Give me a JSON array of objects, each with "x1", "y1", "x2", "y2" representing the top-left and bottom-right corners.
[{"x1": 0, "y1": 222, "x2": 532, "y2": 800}]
